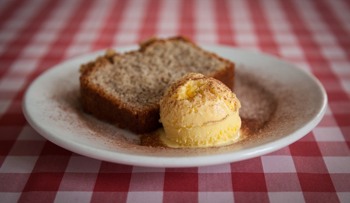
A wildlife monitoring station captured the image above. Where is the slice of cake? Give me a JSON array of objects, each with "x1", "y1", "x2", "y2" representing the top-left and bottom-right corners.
[{"x1": 80, "y1": 36, "x2": 235, "y2": 133}]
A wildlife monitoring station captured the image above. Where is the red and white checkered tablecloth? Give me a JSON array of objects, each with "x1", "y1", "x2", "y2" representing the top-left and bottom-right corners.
[{"x1": 1, "y1": 0, "x2": 349, "y2": 202}]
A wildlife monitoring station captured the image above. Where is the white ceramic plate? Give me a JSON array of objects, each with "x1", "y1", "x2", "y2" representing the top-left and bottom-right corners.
[{"x1": 23, "y1": 45, "x2": 327, "y2": 168}]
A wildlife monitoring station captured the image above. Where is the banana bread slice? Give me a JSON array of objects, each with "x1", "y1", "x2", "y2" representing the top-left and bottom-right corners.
[{"x1": 80, "y1": 36, "x2": 235, "y2": 133}]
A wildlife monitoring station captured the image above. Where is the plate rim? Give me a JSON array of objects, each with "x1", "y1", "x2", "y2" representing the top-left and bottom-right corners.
[{"x1": 22, "y1": 44, "x2": 328, "y2": 168}]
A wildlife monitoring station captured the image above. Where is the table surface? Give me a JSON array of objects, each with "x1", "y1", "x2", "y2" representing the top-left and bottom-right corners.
[{"x1": 1, "y1": 0, "x2": 349, "y2": 202}]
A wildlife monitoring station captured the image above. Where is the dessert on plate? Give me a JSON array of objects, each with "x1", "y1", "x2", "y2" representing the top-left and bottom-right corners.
[{"x1": 79, "y1": 36, "x2": 235, "y2": 134}]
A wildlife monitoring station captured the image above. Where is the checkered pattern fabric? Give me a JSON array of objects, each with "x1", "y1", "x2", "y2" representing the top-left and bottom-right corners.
[{"x1": 0, "y1": 0, "x2": 349, "y2": 202}]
